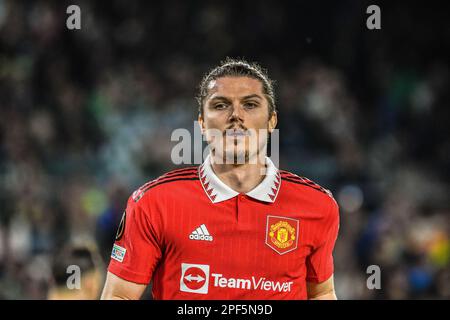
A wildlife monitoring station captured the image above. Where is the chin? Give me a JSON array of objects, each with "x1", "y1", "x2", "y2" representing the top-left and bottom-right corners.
[{"x1": 222, "y1": 149, "x2": 249, "y2": 164}]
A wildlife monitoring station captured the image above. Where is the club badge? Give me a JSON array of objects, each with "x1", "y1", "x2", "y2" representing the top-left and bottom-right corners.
[{"x1": 266, "y1": 215, "x2": 299, "y2": 255}]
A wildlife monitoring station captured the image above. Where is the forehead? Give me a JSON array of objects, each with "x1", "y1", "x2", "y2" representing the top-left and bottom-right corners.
[{"x1": 206, "y1": 76, "x2": 264, "y2": 99}]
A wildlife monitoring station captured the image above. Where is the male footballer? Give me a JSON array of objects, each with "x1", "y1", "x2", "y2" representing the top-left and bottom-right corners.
[{"x1": 101, "y1": 59, "x2": 340, "y2": 300}]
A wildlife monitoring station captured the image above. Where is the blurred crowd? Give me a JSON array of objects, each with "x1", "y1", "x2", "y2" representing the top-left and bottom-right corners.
[{"x1": 0, "y1": 0, "x2": 449, "y2": 299}]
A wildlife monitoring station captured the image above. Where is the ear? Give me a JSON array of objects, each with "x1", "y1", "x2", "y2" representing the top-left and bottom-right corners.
[
  {"x1": 268, "y1": 111, "x2": 278, "y2": 133},
  {"x1": 198, "y1": 113, "x2": 205, "y2": 134}
]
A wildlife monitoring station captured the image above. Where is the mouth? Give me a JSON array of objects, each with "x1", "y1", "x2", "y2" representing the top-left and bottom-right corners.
[{"x1": 224, "y1": 128, "x2": 250, "y2": 137}]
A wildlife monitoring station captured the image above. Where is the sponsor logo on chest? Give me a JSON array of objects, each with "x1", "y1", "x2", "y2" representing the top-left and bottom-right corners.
[{"x1": 180, "y1": 263, "x2": 293, "y2": 295}]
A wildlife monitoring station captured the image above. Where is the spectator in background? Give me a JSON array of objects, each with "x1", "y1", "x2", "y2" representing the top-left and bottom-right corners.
[{"x1": 47, "y1": 243, "x2": 104, "y2": 300}]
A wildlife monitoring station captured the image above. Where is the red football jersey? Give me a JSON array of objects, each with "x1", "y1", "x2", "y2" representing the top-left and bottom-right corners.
[{"x1": 108, "y1": 155, "x2": 339, "y2": 299}]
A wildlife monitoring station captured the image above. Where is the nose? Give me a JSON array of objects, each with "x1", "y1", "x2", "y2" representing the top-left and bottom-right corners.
[{"x1": 229, "y1": 103, "x2": 244, "y2": 122}]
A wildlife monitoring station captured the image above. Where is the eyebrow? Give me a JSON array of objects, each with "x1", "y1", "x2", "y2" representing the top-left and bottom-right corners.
[
  {"x1": 209, "y1": 94, "x2": 263, "y2": 102},
  {"x1": 241, "y1": 94, "x2": 262, "y2": 100}
]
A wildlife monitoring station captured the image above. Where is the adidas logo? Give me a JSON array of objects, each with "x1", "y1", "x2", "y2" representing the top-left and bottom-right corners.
[{"x1": 189, "y1": 224, "x2": 213, "y2": 242}]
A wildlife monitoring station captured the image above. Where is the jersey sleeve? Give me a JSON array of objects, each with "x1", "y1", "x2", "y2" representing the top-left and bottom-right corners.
[
  {"x1": 107, "y1": 194, "x2": 163, "y2": 284},
  {"x1": 305, "y1": 197, "x2": 340, "y2": 283}
]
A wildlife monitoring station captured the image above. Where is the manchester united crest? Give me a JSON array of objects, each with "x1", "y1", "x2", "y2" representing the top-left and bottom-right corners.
[{"x1": 265, "y1": 215, "x2": 299, "y2": 255}]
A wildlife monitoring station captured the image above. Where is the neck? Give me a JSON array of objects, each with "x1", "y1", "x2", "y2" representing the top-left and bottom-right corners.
[{"x1": 210, "y1": 154, "x2": 267, "y2": 194}]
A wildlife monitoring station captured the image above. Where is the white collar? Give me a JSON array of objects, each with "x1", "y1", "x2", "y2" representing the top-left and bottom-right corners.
[{"x1": 198, "y1": 154, "x2": 281, "y2": 203}]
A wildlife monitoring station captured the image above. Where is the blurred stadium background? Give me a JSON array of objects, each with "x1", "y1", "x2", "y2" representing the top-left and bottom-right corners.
[{"x1": 0, "y1": 0, "x2": 449, "y2": 299}]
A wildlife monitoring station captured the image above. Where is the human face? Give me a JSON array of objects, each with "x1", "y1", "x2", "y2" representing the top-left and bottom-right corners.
[{"x1": 198, "y1": 76, "x2": 277, "y2": 164}]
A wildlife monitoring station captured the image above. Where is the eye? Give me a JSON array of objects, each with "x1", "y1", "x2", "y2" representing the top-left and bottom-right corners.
[
  {"x1": 213, "y1": 103, "x2": 228, "y2": 110},
  {"x1": 244, "y1": 102, "x2": 258, "y2": 109}
]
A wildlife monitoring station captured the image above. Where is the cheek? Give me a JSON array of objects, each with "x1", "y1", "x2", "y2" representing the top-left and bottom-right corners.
[
  {"x1": 252, "y1": 113, "x2": 271, "y2": 129},
  {"x1": 203, "y1": 113, "x2": 226, "y2": 129}
]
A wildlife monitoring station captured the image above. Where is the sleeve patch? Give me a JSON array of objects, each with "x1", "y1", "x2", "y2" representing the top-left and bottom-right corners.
[{"x1": 111, "y1": 244, "x2": 127, "y2": 263}]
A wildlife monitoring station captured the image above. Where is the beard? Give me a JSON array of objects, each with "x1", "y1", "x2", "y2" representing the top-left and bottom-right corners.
[
  {"x1": 225, "y1": 146, "x2": 249, "y2": 165},
  {"x1": 205, "y1": 127, "x2": 268, "y2": 165},
  {"x1": 210, "y1": 137, "x2": 250, "y2": 165}
]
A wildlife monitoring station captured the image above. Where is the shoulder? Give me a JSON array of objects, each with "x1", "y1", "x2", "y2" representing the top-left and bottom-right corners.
[
  {"x1": 130, "y1": 166, "x2": 199, "y2": 204},
  {"x1": 280, "y1": 170, "x2": 339, "y2": 226},
  {"x1": 279, "y1": 169, "x2": 336, "y2": 204}
]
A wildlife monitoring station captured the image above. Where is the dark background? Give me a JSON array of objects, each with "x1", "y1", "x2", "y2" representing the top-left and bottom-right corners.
[{"x1": 0, "y1": 0, "x2": 449, "y2": 299}]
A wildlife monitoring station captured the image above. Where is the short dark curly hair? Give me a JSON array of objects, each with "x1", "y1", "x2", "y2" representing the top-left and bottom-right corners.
[{"x1": 197, "y1": 58, "x2": 276, "y2": 117}]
